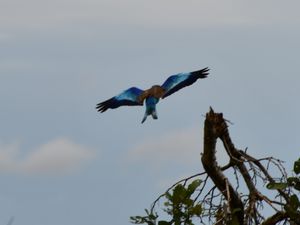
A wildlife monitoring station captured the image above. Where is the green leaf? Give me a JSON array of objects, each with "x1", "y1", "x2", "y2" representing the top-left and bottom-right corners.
[
  {"x1": 294, "y1": 158, "x2": 300, "y2": 174},
  {"x1": 187, "y1": 180, "x2": 201, "y2": 195},
  {"x1": 148, "y1": 214, "x2": 157, "y2": 221},
  {"x1": 185, "y1": 198, "x2": 194, "y2": 207},
  {"x1": 173, "y1": 184, "x2": 185, "y2": 195},
  {"x1": 189, "y1": 204, "x2": 202, "y2": 216},
  {"x1": 164, "y1": 201, "x2": 171, "y2": 207},
  {"x1": 232, "y1": 208, "x2": 242, "y2": 214},
  {"x1": 165, "y1": 191, "x2": 172, "y2": 201},
  {"x1": 173, "y1": 184, "x2": 186, "y2": 205},
  {"x1": 295, "y1": 182, "x2": 300, "y2": 191},
  {"x1": 229, "y1": 215, "x2": 241, "y2": 225},
  {"x1": 287, "y1": 177, "x2": 299, "y2": 185},
  {"x1": 287, "y1": 177, "x2": 300, "y2": 190},
  {"x1": 266, "y1": 182, "x2": 288, "y2": 190},
  {"x1": 158, "y1": 221, "x2": 171, "y2": 225},
  {"x1": 290, "y1": 194, "x2": 300, "y2": 210}
]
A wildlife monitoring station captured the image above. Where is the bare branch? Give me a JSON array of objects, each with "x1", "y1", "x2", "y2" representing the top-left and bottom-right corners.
[
  {"x1": 201, "y1": 108, "x2": 244, "y2": 224},
  {"x1": 261, "y1": 211, "x2": 288, "y2": 225}
]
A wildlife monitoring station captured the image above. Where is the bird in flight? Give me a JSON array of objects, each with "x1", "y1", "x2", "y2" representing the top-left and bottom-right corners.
[{"x1": 96, "y1": 67, "x2": 209, "y2": 123}]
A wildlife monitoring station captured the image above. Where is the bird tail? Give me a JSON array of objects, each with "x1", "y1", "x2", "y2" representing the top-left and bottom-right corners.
[
  {"x1": 141, "y1": 109, "x2": 158, "y2": 123},
  {"x1": 141, "y1": 113, "x2": 148, "y2": 123},
  {"x1": 141, "y1": 97, "x2": 159, "y2": 123},
  {"x1": 151, "y1": 109, "x2": 158, "y2": 120}
]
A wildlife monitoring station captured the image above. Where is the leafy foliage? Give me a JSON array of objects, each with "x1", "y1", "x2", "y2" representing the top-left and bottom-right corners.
[
  {"x1": 294, "y1": 158, "x2": 300, "y2": 174},
  {"x1": 130, "y1": 209, "x2": 157, "y2": 225},
  {"x1": 266, "y1": 158, "x2": 300, "y2": 224},
  {"x1": 284, "y1": 194, "x2": 300, "y2": 223},
  {"x1": 267, "y1": 159, "x2": 300, "y2": 192},
  {"x1": 132, "y1": 158, "x2": 300, "y2": 225},
  {"x1": 163, "y1": 180, "x2": 202, "y2": 225},
  {"x1": 130, "y1": 180, "x2": 202, "y2": 225},
  {"x1": 266, "y1": 182, "x2": 288, "y2": 190},
  {"x1": 285, "y1": 159, "x2": 300, "y2": 224}
]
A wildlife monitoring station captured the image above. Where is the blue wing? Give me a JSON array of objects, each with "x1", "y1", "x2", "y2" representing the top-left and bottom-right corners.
[
  {"x1": 161, "y1": 67, "x2": 209, "y2": 99},
  {"x1": 96, "y1": 87, "x2": 144, "y2": 113}
]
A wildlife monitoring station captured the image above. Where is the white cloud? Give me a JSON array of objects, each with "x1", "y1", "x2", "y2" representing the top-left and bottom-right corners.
[{"x1": 0, "y1": 138, "x2": 95, "y2": 175}]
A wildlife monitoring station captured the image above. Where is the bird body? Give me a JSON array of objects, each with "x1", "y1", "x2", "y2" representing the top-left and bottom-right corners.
[
  {"x1": 142, "y1": 96, "x2": 159, "y2": 123},
  {"x1": 96, "y1": 67, "x2": 209, "y2": 123}
]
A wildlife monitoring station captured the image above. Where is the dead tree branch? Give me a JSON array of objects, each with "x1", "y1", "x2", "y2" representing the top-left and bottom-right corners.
[
  {"x1": 201, "y1": 107, "x2": 244, "y2": 224},
  {"x1": 140, "y1": 108, "x2": 293, "y2": 225}
]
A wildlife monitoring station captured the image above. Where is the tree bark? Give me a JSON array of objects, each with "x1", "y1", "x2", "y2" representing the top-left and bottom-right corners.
[{"x1": 201, "y1": 108, "x2": 244, "y2": 224}]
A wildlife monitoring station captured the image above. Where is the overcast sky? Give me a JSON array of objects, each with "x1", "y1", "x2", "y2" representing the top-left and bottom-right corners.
[{"x1": 1, "y1": 1, "x2": 300, "y2": 225}]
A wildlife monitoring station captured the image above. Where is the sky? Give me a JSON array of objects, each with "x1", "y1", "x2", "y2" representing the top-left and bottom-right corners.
[{"x1": 1, "y1": 0, "x2": 300, "y2": 224}]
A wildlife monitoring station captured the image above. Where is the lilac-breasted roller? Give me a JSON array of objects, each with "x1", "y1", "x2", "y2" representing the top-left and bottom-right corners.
[{"x1": 96, "y1": 67, "x2": 209, "y2": 123}]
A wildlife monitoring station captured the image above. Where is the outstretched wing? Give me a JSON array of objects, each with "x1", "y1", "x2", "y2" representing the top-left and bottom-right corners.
[
  {"x1": 96, "y1": 87, "x2": 144, "y2": 113},
  {"x1": 161, "y1": 67, "x2": 209, "y2": 99}
]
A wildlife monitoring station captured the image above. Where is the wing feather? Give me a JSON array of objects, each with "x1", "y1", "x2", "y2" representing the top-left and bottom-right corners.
[
  {"x1": 161, "y1": 67, "x2": 209, "y2": 99},
  {"x1": 96, "y1": 87, "x2": 144, "y2": 113}
]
